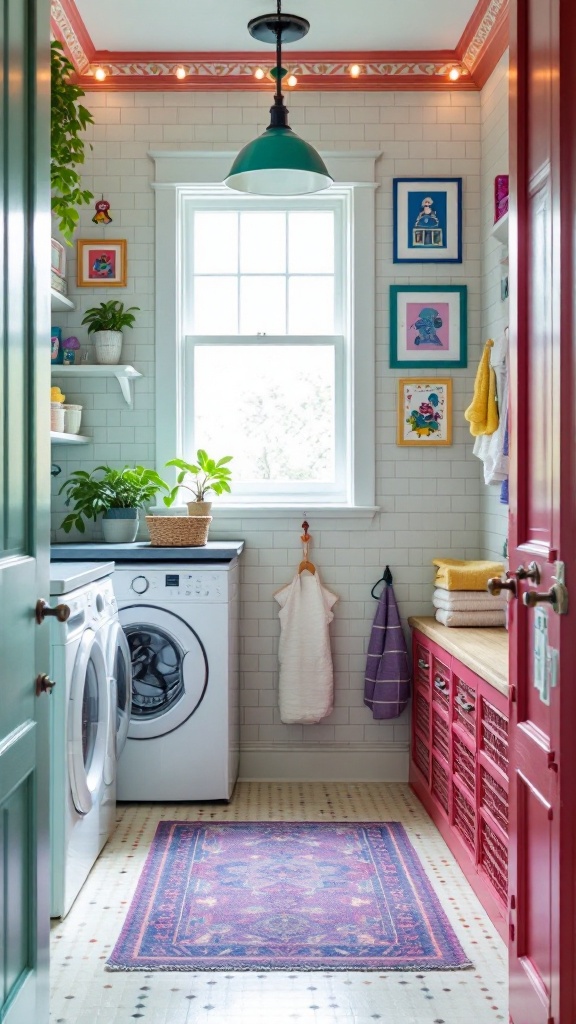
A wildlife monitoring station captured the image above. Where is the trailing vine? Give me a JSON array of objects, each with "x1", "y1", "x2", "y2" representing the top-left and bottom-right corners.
[{"x1": 51, "y1": 41, "x2": 94, "y2": 244}]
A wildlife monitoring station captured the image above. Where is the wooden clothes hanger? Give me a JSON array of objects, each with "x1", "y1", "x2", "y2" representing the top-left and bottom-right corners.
[{"x1": 298, "y1": 520, "x2": 316, "y2": 575}]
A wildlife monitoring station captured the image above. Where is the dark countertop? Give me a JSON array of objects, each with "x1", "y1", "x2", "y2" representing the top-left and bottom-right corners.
[{"x1": 51, "y1": 540, "x2": 245, "y2": 562}]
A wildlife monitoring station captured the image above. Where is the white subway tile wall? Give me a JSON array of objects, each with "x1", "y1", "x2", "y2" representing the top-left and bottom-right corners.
[
  {"x1": 480, "y1": 54, "x2": 510, "y2": 562},
  {"x1": 50, "y1": 77, "x2": 508, "y2": 777}
]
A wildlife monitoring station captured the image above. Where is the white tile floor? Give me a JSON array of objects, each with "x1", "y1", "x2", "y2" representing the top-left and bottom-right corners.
[{"x1": 50, "y1": 783, "x2": 508, "y2": 1024}]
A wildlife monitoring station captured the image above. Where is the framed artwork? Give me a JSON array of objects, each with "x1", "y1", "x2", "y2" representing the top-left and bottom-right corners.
[
  {"x1": 390, "y1": 284, "x2": 467, "y2": 368},
  {"x1": 393, "y1": 178, "x2": 462, "y2": 263},
  {"x1": 397, "y1": 378, "x2": 452, "y2": 446},
  {"x1": 77, "y1": 239, "x2": 127, "y2": 287}
]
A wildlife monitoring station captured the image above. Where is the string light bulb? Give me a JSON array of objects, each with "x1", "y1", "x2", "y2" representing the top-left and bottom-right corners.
[
  {"x1": 254, "y1": 67, "x2": 266, "y2": 80},
  {"x1": 94, "y1": 67, "x2": 107, "y2": 82},
  {"x1": 175, "y1": 66, "x2": 187, "y2": 80},
  {"x1": 448, "y1": 67, "x2": 461, "y2": 81},
  {"x1": 349, "y1": 64, "x2": 361, "y2": 78},
  {"x1": 286, "y1": 73, "x2": 297, "y2": 87}
]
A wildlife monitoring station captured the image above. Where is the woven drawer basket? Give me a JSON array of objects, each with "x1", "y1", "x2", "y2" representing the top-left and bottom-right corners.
[{"x1": 145, "y1": 515, "x2": 212, "y2": 547}]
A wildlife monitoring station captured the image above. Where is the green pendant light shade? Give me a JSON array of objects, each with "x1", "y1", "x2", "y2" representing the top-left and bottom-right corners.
[
  {"x1": 224, "y1": 4, "x2": 332, "y2": 195},
  {"x1": 225, "y1": 125, "x2": 332, "y2": 195}
]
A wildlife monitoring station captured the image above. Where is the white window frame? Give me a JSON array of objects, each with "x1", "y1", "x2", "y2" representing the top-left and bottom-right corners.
[{"x1": 151, "y1": 150, "x2": 379, "y2": 513}]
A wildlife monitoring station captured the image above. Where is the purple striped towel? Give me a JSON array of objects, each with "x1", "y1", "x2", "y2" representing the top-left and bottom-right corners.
[{"x1": 364, "y1": 585, "x2": 411, "y2": 720}]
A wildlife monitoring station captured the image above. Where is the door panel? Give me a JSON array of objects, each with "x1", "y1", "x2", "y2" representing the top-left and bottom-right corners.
[
  {"x1": 0, "y1": 0, "x2": 50, "y2": 1021},
  {"x1": 509, "y1": 0, "x2": 576, "y2": 1021}
]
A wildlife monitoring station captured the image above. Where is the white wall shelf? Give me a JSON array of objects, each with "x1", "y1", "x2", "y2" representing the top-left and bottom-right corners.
[
  {"x1": 490, "y1": 211, "x2": 509, "y2": 244},
  {"x1": 50, "y1": 431, "x2": 90, "y2": 445},
  {"x1": 50, "y1": 364, "x2": 142, "y2": 407},
  {"x1": 51, "y1": 289, "x2": 75, "y2": 312}
]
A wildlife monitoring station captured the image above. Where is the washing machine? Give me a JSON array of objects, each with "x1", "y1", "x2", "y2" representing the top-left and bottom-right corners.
[
  {"x1": 114, "y1": 560, "x2": 239, "y2": 801},
  {"x1": 49, "y1": 561, "x2": 124, "y2": 917}
]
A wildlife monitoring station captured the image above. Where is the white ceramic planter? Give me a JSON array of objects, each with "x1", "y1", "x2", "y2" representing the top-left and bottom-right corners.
[
  {"x1": 101, "y1": 508, "x2": 138, "y2": 543},
  {"x1": 93, "y1": 330, "x2": 123, "y2": 365},
  {"x1": 62, "y1": 404, "x2": 82, "y2": 434}
]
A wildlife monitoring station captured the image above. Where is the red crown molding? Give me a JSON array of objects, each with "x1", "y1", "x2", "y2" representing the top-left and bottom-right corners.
[{"x1": 52, "y1": 0, "x2": 508, "y2": 92}]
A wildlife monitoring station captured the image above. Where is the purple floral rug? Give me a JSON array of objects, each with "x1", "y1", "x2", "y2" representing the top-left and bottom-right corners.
[{"x1": 107, "y1": 821, "x2": 471, "y2": 971}]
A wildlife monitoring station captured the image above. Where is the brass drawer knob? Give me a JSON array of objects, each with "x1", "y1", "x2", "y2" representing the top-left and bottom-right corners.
[
  {"x1": 36, "y1": 673, "x2": 56, "y2": 696},
  {"x1": 35, "y1": 599, "x2": 70, "y2": 624}
]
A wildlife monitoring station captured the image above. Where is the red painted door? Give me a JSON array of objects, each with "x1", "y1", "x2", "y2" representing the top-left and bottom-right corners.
[{"x1": 508, "y1": 2, "x2": 576, "y2": 1022}]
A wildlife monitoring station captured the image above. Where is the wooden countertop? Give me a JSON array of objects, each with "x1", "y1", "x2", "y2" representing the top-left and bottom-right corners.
[{"x1": 409, "y1": 616, "x2": 509, "y2": 697}]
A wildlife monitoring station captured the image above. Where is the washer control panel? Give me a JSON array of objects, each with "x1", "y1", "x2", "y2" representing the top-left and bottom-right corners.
[{"x1": 113, "y1": 563, "x2": 236, "y2": 603}]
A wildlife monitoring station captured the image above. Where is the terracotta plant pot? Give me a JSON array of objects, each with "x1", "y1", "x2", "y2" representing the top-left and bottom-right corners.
[{"x1": 186, "y1": 500, "x2": 212, "y2": 516}]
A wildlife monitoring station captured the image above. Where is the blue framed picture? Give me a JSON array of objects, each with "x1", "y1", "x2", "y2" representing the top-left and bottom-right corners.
[
  {"x1": 390, "y1": 284, "x2": 467, "y2": 368},
  {"x1": 393, "y1": 178, "x2": 463, "y2": 263}
]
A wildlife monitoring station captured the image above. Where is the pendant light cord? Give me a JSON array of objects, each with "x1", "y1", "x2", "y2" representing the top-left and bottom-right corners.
[{"x1": 275, "y1": 0, "x2": 282, "y2": 104}]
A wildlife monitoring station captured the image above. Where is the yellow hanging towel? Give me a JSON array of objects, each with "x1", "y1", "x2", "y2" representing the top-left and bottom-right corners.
[
  {"x1": 465, "y1": 339, "x2": 499, "y2": 436},
  {"x1": 432, "y1": 558, "x2": 505, "y2": 592}
]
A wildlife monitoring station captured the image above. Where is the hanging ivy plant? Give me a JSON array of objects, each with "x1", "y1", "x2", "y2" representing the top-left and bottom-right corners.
[{"x1": 51, "y1": 41, "x2": 94, "y2": 244}]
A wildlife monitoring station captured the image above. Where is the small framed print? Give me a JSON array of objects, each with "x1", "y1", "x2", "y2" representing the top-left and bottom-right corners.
[
  {"x1": 77, "y1": 239, "x2": 127, "y2": 287},
  {"x1": 393, "y1": 178, "x2": 462, "y2": 263},
  {"x1": 390, "y1": 284, "x2": 467, "y2": 368},
  {"x1": 397, "y1": 378, "x2": 452, "y2": 446}
]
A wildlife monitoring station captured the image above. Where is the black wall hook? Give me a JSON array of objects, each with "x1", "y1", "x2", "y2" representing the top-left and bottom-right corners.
[{"x1": 371, "y1": 565, "x2": 393, "y2": 599}]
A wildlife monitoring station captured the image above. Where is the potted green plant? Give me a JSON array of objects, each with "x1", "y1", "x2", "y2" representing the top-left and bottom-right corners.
[
  {"x1": 51, "y1": 41, "x2": 94, "y2": 244},
  {"x1": 164, "y1": 450, "x2": 233, "y2": 515},
  {"x1": 81, "y1": 300, "x2": 140, "y2": 365},
  {"x1": 59, "y1": 465, "x2": 169, "y2": 543}
]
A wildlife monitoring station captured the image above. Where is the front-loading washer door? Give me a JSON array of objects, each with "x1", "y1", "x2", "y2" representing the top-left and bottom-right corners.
[
  {"x1": 119, "y1": 604, "x2": 208, "y2": 740},
  {"x1": 107, "y1": 619, "x2": 132, "y2": 758},
  {"x1": 68, "y1": 629, "x2": 109, "y2": 815}
]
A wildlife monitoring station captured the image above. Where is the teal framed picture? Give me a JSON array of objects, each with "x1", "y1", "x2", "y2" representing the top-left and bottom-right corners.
[{"x1": 389, "y1": 285, "x2": 468, "y2": 369}]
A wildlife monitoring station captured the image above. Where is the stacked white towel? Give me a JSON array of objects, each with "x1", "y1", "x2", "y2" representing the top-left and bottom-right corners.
[{"x1": 432, "y1": 588, "x2": 506, "y2": 627}]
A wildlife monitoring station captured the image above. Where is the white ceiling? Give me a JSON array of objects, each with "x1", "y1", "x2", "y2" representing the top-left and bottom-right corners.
[{"x1": 77, "y1": 0, "x2": 479, "y2": 53}]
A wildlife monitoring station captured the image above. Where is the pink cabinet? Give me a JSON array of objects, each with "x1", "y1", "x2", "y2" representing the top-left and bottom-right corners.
[{"x1": 409, "y1": 628, "x2": 509, "y2": 942}]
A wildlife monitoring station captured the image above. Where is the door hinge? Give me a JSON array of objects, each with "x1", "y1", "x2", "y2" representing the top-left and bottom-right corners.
[
  {"x1": 509, "y1": 922, "x2": 515, "y2": 942},
  {"x1": 509, "y1": 684, "x2": 517, "y2": 703},
  {"x1": 510, "y1": 894, "x2": 516, "y2": 910}
]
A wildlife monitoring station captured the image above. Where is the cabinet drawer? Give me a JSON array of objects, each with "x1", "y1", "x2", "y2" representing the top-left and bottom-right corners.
[
  {"x1": 431, "y1": 755, "x2": 449, "y2": 815},
  {"x1": 453, "y1": 674, "x2": 477, "y2": 740},
  {"x1": 479, "y1": 817, "x2": 508, "y2": 906},
  {"x1": 480, "y1": 698, "x2": 509, "y2": 773},
  {"x1": 431, "y1": 656, "x2": 451, "y2": 714},
  {"x1": 432, "y1": 709, "x2": 449, "y2": 762},
  {"x1": 453, "y1": 783, "x2": 476, "y2": 857},
  {"x1": 453, "y1": 732, "x2": 476, "y2": 797},
  {"x1": 480, "y1": 766, "x2": 508, "y2": 835},
  {"x1": 413, "y1": 734, "x2": 430, "y2": 782},
  {"x1": 415, "y1": 690, "x2": 430, "y2": 738}
]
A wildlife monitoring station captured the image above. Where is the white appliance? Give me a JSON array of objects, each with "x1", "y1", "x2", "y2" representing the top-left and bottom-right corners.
[
  {"x1": 114, "y1": 560, "x2": 239, "y2": 801},
  {"x1": 49, "y1": 561, "x2": 125, "y2": 917}
]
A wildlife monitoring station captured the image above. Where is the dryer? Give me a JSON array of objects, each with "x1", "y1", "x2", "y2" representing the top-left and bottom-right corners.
[
  {"x1": 49, "y1": 561, "x2": 119, "y2": 917},
  {"x1": 114, "y1": 560, "x2": 239, "y2": 801}
]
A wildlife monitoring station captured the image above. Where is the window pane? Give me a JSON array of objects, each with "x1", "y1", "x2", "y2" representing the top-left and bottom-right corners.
[
  {"x1": 288, "y1": 276, "x2": 334, "y2": 334},
  {"x1": 240, "y1": 276, "x2": 286, "y2": 335},
  {"x1": 194, "y1": 346, "x2": 335, "y2": 483},
  {"x1": 194, "y1": 277, "x2": 238, "y2": 334},
  {"x1": 240, "y1": 212, "x2": 286, "y2": 273},
  {"x1": 289, "y1": 211, "x2": 334, "y2": 273},
  {"x1": 194, "y1": 212, "x2": 238, "y2": 273}
]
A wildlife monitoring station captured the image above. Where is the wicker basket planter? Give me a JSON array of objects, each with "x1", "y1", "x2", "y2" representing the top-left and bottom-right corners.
[{"x1": 146, "y1": 515, "x2": 212, "y2": 547}]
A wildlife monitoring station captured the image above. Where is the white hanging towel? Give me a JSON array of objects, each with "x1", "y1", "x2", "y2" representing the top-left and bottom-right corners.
[{"x1": 274, "y1": 571, "x2": 338, "y2": 725}]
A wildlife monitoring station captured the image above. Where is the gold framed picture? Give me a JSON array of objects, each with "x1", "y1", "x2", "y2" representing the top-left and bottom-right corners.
[
  {"x1": 397, "y1": 377, "x2": 452, "y2": 446},
  {"x1": 77, "y1": 238, "x2": 127, "y2": 287}
]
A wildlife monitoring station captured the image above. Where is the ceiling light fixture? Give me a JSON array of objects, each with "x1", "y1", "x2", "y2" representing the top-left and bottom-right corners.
[
  {"x1": 224, "y1": 0, "x2": 332, "y2": 195},
  {"x1": 448, "y1": 67, "x2": 461, "y2": 81},
  {"x1": 349, "y1": 64, "x2": 361, "y2": 78},
  {"x1": 286, "y1": 73, "x2": 298, "y2": 87},
  {"x1": 254, "y1": 67, "x2": 266, "y2": 80},
  {"x1": 94, "y1": 67, "x2": 107, "y2": 82},
  {"x1": 175, "y1": 65, "x2": 187, "y2": 80}
]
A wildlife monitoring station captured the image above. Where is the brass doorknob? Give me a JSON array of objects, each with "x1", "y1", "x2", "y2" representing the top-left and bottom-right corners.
[
  {"x1": 36, "y1": 673, "x2": 56, "y2": 696},
  {"x1": 35, "y1": 599, "x2": 70, "y2": 624},
  {"x1": 523, "y1": 583, "x2": 569, "y2": 615},
  {"x1": 515, "y1": 561, "x2": 541, "y2": 584},
  {"x1": 487, "y1": 576, "x2": 516, "y2": 597}
]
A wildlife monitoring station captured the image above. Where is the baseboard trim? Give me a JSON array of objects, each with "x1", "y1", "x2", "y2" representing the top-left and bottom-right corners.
[{"x1": 239, "y1": 743, "x2": 409, "y2": 782}]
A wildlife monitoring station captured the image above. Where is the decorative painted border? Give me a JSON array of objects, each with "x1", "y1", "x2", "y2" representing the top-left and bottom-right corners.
[{"x1": 52, "y1": 0, "x2": 508, "y2": 91}]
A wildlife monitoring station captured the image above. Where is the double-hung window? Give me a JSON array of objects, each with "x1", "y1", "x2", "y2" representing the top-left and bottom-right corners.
[{"x1": 153, "y1": 151, "x2": 378, "y2": 510}]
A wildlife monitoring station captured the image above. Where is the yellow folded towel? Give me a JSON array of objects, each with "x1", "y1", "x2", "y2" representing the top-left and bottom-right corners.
[
  {"x1": 465, "y1": 340, "x2": 499, "y2": 437},
  {"x1": 432, "y1": 558, "x2": 505, "y2": 592}
]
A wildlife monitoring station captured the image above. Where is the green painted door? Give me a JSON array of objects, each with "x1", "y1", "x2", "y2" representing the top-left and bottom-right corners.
[{"x1": 1, "y1": 0, "x2": 50, "y2": 1021}]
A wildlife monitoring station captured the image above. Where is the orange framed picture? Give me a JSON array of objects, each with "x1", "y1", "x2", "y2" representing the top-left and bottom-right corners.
[
  {"x1": 397, "y1": 377, "x2": 452, "y2": 446},
  {"x1": 77, "y1": 239, "x2": 127, "y2": 287}
]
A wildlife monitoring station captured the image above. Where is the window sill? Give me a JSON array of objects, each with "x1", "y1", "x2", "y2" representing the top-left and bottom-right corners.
[{"x1": 150, "y1": 504, "x2": 380, "y2": 520}]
